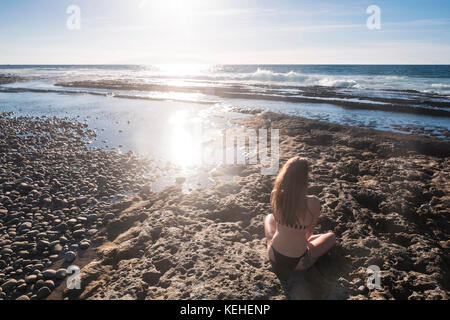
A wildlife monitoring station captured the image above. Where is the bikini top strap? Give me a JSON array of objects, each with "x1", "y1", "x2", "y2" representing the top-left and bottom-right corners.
[{"x1": 274, "y1": 201, "x2": 315, "y2": 230}]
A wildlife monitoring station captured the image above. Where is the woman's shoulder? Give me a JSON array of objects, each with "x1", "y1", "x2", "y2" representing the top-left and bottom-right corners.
[{"x1": 307, "y1": 195, "x2": 320, "y2": 202}]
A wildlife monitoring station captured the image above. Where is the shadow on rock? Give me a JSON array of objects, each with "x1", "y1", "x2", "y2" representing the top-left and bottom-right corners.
[{"x1": 281, "y1": 247, "x2": 355, "y2": 300}]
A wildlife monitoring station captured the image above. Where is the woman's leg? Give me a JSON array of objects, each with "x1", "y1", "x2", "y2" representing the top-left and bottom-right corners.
[
  {"x1": 264, "y1": 214, "x2": 277, "y2": 249},
  {"x1": 307, "y1": 234, "x2": 322, "y2": 242},
  {"x1": 296, "y1": 232, "x2": 336, "y2": 270},
  {"x1": 308, "y1": 232, "x2": 336, "y2": 259}
]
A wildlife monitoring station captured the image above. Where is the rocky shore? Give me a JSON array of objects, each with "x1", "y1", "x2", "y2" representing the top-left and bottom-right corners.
[
  {"x1": 56, "y1": 80, "x2": 450, "y2": 117},
  {"x1": 0, "y1": 112, "x2": 152, "y2": 300},
  {"x1": 0, "y1": 75, "x2": 24, "y2": 85},
  {"x1": 64, "y1": 112, "x2": 449, "y2": 300},
  {"x1": 1, "y1": 111, "x2": 449, "y2": 300}
]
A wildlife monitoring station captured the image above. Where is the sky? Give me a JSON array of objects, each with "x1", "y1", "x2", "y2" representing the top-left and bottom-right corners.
[{"x1": 0, "y1": 0, "x2": 449, "y2": 64}]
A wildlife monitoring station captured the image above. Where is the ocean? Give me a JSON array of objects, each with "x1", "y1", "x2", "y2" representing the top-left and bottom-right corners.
[
  {"x1": 1, "y1": 65, "x2": 449, "y2": 171},
  {"x1": 1, "y1": 64, "x2": 450, "y2": 93}
]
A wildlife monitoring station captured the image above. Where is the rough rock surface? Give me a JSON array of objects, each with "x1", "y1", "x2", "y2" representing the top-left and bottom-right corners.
[
  {"x1": 0, "y1": 75, "x2": 24, "y2": 85},
  {"x1": 63, "y1": 112, "x2": 449, "y2": 300}
]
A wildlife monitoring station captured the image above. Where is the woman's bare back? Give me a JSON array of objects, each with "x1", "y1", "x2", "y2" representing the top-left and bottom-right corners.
[{"x1": 265, "y1": 195, "x2": 336, "y2": 273}]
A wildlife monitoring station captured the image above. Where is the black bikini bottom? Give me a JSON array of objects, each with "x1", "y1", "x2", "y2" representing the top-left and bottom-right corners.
[{"x1": 269, "y1": 246, "x2": 308, "y2": 281}]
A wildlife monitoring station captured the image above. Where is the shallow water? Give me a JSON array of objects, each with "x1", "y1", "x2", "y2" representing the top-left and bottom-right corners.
[
  {"x1": 1, "y1": 65, "x2": 450, "y2": 189},
  {"x1": 223, "y1": 98, "x2": 450, "y2": 138},
  {"x1": 1, "y1": 65, "x2": 449, "y2": 138},
  {"x1": 0, "y1": 91, "x2": 248, "y2": 192}
]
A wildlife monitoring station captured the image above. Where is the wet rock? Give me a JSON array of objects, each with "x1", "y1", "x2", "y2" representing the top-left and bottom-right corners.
[
  {"x1": 17, "y1": 222, "x2": 32, "y2": 233},
  {"x1": 72, "y1": 229, "x2": 86, "y2": 238},
  {"x1": 43, "y1": 280, "x2": 55, "y2": 290},
  {"x1": 18, "y1": 183, "x2": 34, "y2": 194},
  {"x1": 1, "y1": 279, "x2": 17, "y2": 291},
  {"x1": 75, "y1": 197, "x2": 88, "y2": 205},
  {"x1": 104, "y1": 213, "x2": 115, "y2": 222},
  {"x1": 42, "y1": 269, "x2": 56, "y2": 279},
  {"x1": 25, "y1": 275, "x2": 37, "y2": 284},
  {"x1": 87, "y1": 229, "x2": 98, "y2": 236},
  {"x1": 56, "y1": 269, "x2": 67, "y2": 280},
  {"x1": 65, "y1": 251, "x2": 76, "y2": 263},
  {"x1": 79, "y1": 241, "x2": 90, "y2": 250},
  {"x1": 37, "y1": 240, "x2": 50, "y2": 251},
  {"x1": 37, "y1": 286, "x2": 51, "y2": 299}
]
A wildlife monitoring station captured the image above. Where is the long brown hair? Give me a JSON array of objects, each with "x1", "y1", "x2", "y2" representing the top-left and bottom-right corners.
[{"x1": 271, "y1": 156, "x2": 310, "y2": 225}]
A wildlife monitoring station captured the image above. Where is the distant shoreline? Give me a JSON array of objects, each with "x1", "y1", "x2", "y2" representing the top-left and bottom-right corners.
[{"x1": 56, "y1": 80, "x2": 450, "y2": 118}]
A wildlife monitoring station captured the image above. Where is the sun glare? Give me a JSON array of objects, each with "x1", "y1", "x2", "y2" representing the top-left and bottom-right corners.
[
  {"x1": 157, "y1": 64, "x2": 210, "y2": 77},
  {"x1": 169, "y1": 111, "x2": 203, "y2": 168},
  {"x1": 140, "y1": 0, "x2": 195, "y2": 30}
]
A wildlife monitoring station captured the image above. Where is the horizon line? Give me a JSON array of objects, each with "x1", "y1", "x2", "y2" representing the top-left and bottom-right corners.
[{"x1": 1, "y1": 63, "x2": 450, "y2": 66}]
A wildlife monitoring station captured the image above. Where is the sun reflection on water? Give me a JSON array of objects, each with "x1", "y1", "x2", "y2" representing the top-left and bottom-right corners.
[{"x1": 169, "y1": 111, "x2": 203, "y2": 168}]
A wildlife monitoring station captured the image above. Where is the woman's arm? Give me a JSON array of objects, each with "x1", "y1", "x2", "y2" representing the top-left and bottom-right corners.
[{"x1": 306, "y1": 196, "x2": 321, "y2": 239}]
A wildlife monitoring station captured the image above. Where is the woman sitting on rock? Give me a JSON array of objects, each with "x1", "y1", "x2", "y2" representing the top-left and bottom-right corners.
[{"x1": 264, "y1": 156, "x2": 336, "y2": 280}]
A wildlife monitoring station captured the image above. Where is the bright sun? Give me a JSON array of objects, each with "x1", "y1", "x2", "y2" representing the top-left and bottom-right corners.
[
  {"x1": 139, "y1": 0, "x2": 194, "y2": 19},
  {"x1": 139, "y1": 0, "x2": 196, "y2": 40}
]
